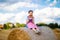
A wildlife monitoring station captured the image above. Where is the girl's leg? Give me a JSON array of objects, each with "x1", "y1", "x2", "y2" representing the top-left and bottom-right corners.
[
  {"x1": 31, "y1": 28, "x2": 41, "y2": 35},
  {"x1": 30, "y1": 28, "x2": 38, "y2": 33},
  {"x1": 34, "y1": 28, "x2": 41, "y2": 34},
  {"x1": 32, "y1": 28, "x2": 37, "y2": 32},
  {"x1": 35, "y1": 28, "x2": 40, "y2": 32},
  {"x1": 32, "y1": 28, "x2": 40, "y2": 33}
]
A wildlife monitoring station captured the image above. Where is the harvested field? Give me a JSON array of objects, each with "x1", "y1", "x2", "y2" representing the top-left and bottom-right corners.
[{"x1": 53, "y1": 28, "x2": 60, "y2": 40}]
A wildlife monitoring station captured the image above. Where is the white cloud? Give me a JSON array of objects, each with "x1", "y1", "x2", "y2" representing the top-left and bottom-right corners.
[
  {"x1": 0, "y1": 0, "x2": 32, "y2": 8},
  {"x1": 0, "y1": 7, "x2": 60, "y2": 24},
  {"x1": 0, "y1": 13, "x2": 14, "y2": 23},
  {"x1": 0, "y1": 3, "x2": 7, "y2": 9},
  {"x1": 0, "y1": 11, "x2": 28, "y2": 24},
  {"x1": 1, "y1": 2, "x2": 38, "y2": 11},
  {"x1": 14, "y1": 11, "x2": 28, "y2": 23},
  {"x1": 34, "y1": 7, "x2": 60, "y2": 17},
  {"x1": 33, "y1": 7, "x2": 60, "y2": 23},
  {"x1": 40, "y1": 18, "x2": 54, "y2": 23}
]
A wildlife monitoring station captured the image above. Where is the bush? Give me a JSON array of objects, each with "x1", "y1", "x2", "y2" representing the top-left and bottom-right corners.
[
  {"x1": 36, "y1": 23, "x2": 47, "y2": 26},
  {"x1": 16, "y1": 23, "x2": 26, "y2": 27}
]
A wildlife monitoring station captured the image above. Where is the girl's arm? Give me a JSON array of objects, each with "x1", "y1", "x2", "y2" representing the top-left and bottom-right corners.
[
  {"x1": 32, "y1": 17, "x2": 34, "y2": 24},
  {"x1": 26, "y1": 19, "x2": 29, "y2": 24}
]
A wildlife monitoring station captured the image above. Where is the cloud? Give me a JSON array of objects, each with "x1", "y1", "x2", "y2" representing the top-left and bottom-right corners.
[
  {"x1": 0, "y1": 7, "x2": 60, "y2": 24},
  {"x1": 0, "y1": 2, "x2": 39, "y2": 12},
  {"x1": 0, "y1": 3, "x2": 8, "y2": 9},
  {"x1": 49, "y1": 0, "x2": 57, "y2": 7},
  {"x1": 0, "y1": 0, "x2": 37, "y2": 12},
  {"x1": 0, "y1": 0, "x2": 32, "y2": 7},
  {"x1": 14, "y1": 11, "x2": 28, "y2": 23},
  {"x1": 0, "y1": 13, "x2": 14, "y2": 23},
  {"x1": 33, "y1": 7, "x2": 60, "y2": 23},
  {"x1": 34, "y1": 7, "x2": 60, "y2": 17},
  {"x1": 0, "y1": 11, "x2": 28, "y2": 24}
]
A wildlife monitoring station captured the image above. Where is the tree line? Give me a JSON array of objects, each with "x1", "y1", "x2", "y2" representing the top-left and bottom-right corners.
[
  {"x1": 0, "y1": 22, "x2": 60, "y2": 29},
  {"x1": 36, "y1": 23, "x2": 60, "y2": 29}
]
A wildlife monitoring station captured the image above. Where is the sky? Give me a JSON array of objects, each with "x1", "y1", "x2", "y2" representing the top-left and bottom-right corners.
[{"x1": 0, "y1": 0, "x2": 60, "y2": 24}]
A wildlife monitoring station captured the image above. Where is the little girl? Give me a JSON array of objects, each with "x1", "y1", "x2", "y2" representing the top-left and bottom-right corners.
[{"x1": 26, "y1": 10, "x2": 40, "y2": 34}]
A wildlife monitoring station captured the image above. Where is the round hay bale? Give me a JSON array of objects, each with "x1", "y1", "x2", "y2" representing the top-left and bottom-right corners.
[
  {"x1": 8, "y1": 29, "x2": 31, "y2": 40},
  {"x1": 54, "y1": 28, "x2": 60, "y2": 33},
  {"x1": 21, "y1": 26, "x2": 57, "y2": 40},
  {"x1": 53, "y1": 28, "x2": 60, "y2": 40}
]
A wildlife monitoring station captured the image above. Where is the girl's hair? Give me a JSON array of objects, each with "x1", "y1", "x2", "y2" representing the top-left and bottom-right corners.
[{"x1": 28, "y1": 10, "x2": 33, "y2": 13}]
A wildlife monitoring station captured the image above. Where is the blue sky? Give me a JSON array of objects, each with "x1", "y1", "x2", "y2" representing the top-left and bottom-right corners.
[{"x1": 0, "y1": 0, "x2": 60, "y2": 24}]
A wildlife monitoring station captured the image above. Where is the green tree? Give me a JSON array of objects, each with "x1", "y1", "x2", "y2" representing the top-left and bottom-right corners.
[
  {"x1": 48, "y1": 23, "x2": 55, "y2": 29},
  {"x1": 54, "y1": 23, "x2": 58, "y2": 28},
  {"x1": 48, "y1": 23, "x2": 60, "y2": 29},
  {"x1": 16, "y1": 23, "x2": 26, "y2": 27},
  {"x1": 3, "y1": 24, "x2": 7, "y2": 29},
  {"x1": 5, "y1": 22, "x2": 11, "y2": 29},
  {"x1": 20, "y1": 24, "x2": 26, "y2": 27},
  {"x1": 36, "y1": 23, "x2": 47, "y2": 26},
  {"x1": 58, "y1": 25, "x2": 60, "y2": 28},
  {"x1": 5, "y1": 22, "x2": 15, "y2": 29},
  {"x1": 16, "y1": 23, "x2": 21, "y2": 27},
  {"x1": 3, "y1": 22, "x2": 11, "y2": 29}
]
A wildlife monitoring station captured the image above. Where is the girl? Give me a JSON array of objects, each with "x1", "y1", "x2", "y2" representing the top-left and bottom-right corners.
[{"x1": 26, "y1": 10, "x2": 40, "y2": 34}]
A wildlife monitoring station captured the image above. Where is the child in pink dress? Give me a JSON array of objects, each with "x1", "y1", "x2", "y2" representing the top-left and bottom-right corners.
[{"x1": 26, "y1": 10, "x2": 40, "y2": 34}]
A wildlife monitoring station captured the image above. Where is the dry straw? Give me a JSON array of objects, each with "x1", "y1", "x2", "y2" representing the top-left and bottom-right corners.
[{"x1": 8, "y1": 29, "x2": 31, "y2": 40}]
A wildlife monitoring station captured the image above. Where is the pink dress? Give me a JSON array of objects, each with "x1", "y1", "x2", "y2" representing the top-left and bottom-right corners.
[{"x1": 27, "y1": 17, "x2": 38, "y2": 29}]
